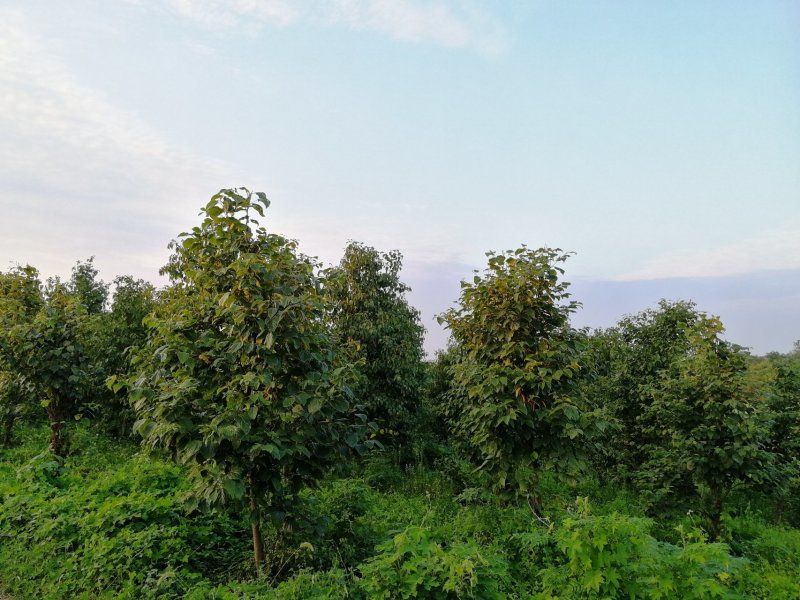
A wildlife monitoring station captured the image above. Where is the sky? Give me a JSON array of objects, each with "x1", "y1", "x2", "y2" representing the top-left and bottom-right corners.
[{"x1": 1, "y1": 0, "x2": 798, "y2": 355}]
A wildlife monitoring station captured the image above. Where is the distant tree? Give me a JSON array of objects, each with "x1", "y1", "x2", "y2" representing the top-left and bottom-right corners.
[
  {"x1": 426, "y1": 343, "x2": 464, "y2": 444},
  {"x1": 645, "y1": 316, "x2": 772, "y2": 539},
  {"x1": 123, "y1": 189, "x2": 368, "y2": 570},
  {"x1": 0, "y1": 266, "x2": 44, "y2": 447},
  {"x1": 586, "y1": 300, "x2": 701, "y2": 496},
  {"x1": 68, "y1": 257, "x2": 109, "y2": 314},
  {"x1": 763, "y1": 351, "x2": 800, "y2": 524},
  {"x1": 439, "y1": 247, "x2": 594, "y2": 509},
  {"x1": 324, "y1": 242, "x2": 426, "y2": 446},
  {"x1": 97, "y1": 276, "x2": 158, "y2": 435}
]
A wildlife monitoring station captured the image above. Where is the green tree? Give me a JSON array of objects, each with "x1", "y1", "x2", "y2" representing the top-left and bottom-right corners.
[
  {"x1": 324, "y1": 242, "x2": 426, "y2": 446},
  {"x1": 2, "y1": 279, "x2": 90, "y2": 456},
  {"x1": 439, "y1": 247, "x2": 592, "y2": 508},
  {"x1": 97, "y1": 276, "x2": 157, "y2": 435},
  {"x1": 763, "y1": 350, "x2": 800, "y2": 524},
  {"x1": 646, "y1": 316, "x2": 772, "y2": 539},
  {"x1": 584, "y1": 300, "x2": 701, "y2": 495},
  {"x1": 123, "y1": 189, "x2": 368, "y2": 570},
  {"x1": 0, "y1": 266, "x2": 44, "y2": 447},
  {"x1": 68, "y1": 257, "x2": 109, "y2": 314},
  {"x1": 425, "y1": 343, "x2": 464, "y2": 444}
]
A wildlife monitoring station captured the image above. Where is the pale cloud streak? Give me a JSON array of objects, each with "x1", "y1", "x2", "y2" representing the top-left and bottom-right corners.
[
  {"x1": 0, "y1": 9, "x2": 251, "y2": 277},
  {"x1": 166, "y1": 0, "x2": 299, "y2": 27},
  {"x1": 162, "y1": 0, "x2": 506, "y2": 54},
  {"x1": 616, "y1": 222, "x2": 800, "y2": 281}
]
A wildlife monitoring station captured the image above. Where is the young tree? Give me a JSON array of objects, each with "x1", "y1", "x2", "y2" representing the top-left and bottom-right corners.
[
  {"x1": 96, "y1": 276, "x2": 157, "y2": 435},
  {"x1": 0, "y1": 266, "x2": 44, "y2": 447},
  {"x1": 439, "y1": 247, "x2": 592, "y2": 508},
  {"x1": 646, "y1": 316, "x2": 772, "y2": 539},
  {"x1": 585, "y1": 300, "x2": 701, "y2": 494},
  {"x1": 763, "y1": 351, "x2": 800, "y2": 523},
  {"x1": 123, "y1": 189, "x2": 367, "y2": 570},
  {"x1": 325, "y1": 242, "x2": 426, "y2": 445},
  {"x1": 3, "y1": 279, "x2": 90, "y2": 456}
]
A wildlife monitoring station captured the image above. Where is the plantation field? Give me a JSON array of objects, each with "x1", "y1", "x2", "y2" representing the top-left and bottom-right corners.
[{"x1": 2, "y1": 190, "x2": 799, "y2": 598}]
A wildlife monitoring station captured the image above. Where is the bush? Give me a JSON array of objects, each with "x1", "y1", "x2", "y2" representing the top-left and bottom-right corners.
[
  {"x1": 535, "y1": 498, "x2": 744, "y2": 599},
  {"x1": 0, "y1": 426, "x2": 247, "y2": 599},
  {"x1": 358, "y1": 526, "x2": 510, "y2": 599}
]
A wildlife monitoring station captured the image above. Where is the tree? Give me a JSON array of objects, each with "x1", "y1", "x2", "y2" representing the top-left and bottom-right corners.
[
  {"x1": 439, "y1": 247, "x2": 592, "y2": 508},
  {"x1": 68, "y1": 257, "x2": 109, "y2": 314},
  {"x1": 123, "y1": 189, "x2": 368, "y2": 570},
  {"x1": 96, "y1": 276, "x2": 157, "y2": 435},
  {"x1": 645, "y1": 316, "x2": 772, "y2": 539},
  {"x1": 2, "y1": 279, "x2": 90, "y2": 456},
  {"x1": 324, "y1": 242, "x2": 426, "y2": 446},
  {"x1": 584, "y1": 300, "x2": 701, "y2": 494},
  {"x1": 762, "y1": 350, "x2": 800, "y2": 524},
  {"x1": 64, "y1": 259, "x2": 112, "y2": 422},
  {"x1": 0, "y1": 266, "x2": 44, "y2": 447}
]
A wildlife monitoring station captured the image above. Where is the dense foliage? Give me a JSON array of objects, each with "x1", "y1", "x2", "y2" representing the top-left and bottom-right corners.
[
  {"x1": 1, "y1": 189, "x2": 798, "y2": 598},
  {"x1": 324, "y1": 241, "x2": 426, "y2": 446},
  {"x1": 120, "y1": 189, "x2": 369, "y2": 569},
  {"x1": 439, "y1": 247, "x2": 597, "y2": 504}
]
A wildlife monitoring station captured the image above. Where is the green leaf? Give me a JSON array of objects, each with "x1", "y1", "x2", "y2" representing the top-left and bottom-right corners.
[{"x1": 223, "y1": 477, "x2": 246, "y2": 500}]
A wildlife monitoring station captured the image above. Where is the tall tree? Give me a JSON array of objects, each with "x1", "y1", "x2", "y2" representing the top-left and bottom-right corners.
[
  {"x1": 124, "y1": 189, "x2": 368, "y2": 570},
  {"x1": 325, "y1": 242, "x2": 426, "y2": 445},
  {"x1": 439, "y1": 247, "x2": 593, "y2": 508}
]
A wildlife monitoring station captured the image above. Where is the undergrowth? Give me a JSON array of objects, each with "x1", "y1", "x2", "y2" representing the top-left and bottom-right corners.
[{"x1": 1, "y1": 423, "x2": 799, "y2": 599}]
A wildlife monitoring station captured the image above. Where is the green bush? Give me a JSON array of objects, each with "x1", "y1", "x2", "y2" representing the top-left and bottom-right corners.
[
  {"x1": 358, "y1": 526, "x2": 510, "y2": 599},
  {"x1": 535, "y1": 499, "x2": 744, "y2": 599},
  {"x1": 0, "y1": 427, "x2": 247, "y2": 599}
]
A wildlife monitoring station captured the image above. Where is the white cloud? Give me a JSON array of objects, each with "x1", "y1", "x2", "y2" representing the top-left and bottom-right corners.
[
  {"x1": 327, "y1": 0, "x2": 493, "y2": 52},
  {"x1": 0, "y1": 9, "x2": 252, "y2": 279},
  {"x1": 616, "y1": 222, "x2": 800, "y2": 281},
  {"x1": 161, "y1": 0, "x2": 505, "y2": 54},
  {"x1": 166, "y1": 0, "x2": 298, "y2": 27}
]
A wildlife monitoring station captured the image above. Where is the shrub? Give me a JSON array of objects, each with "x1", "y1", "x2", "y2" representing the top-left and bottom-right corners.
[{"x1": 358, "y1": 526, "x2": 510, "y2": 599}]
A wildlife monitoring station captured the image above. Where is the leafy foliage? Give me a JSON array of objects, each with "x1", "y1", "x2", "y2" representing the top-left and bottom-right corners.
[
  {"x1": 94, "y1": 276, "x2": 157, "y2": 435},
  {"x1": 762, "y1": 351, "x2": 800, "y2": 524},
  {"x1": 358, "y1": 526, "x2": 510, "y2": 599},
  {"x1": 325, "y1": 242, "x2": 426, "y2": 445},
  {"x1": 644, "y1": 316, "x2": 772, "y2": 538},
  {"x1": 0, "y1": 425, "x2": 247, "y2": 599},
  {"x1": 439, "y1": 247, "x2": 593, "y2": 500},
  {"x1": 536, "y1": 498, "x2": 744, "y2": 599},
  {"x1": 1, "y1": 275, "x2": 89, "y2": 456},
  {"x1": 123, "y1": 189, "x2": 368, "y2": 567},
  {"x1": 0, "y1": 266, "x2": 43, "y2": 448},
  {"x1": 2, "y1": 190, "x2": 799, "y2": 600},
  {"x1": 67, "y1": 257, "x2": 109, "y2": 315},
  {"x1": 583, "y1": 300, "x2": 701, "y2": 491}
]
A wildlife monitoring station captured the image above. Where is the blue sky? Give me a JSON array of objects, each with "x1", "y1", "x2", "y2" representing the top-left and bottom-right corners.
[{"x1": 1, "y1": 1, "x2": 798, "y2": 354}]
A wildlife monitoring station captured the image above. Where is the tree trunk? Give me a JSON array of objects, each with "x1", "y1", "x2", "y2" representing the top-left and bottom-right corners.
[
  {"x1": 251, "y1": 492, "x2": 265, "y2": 572},
  {"x1": 707, "y1": 485, "x2": 725, "y2": 541},
  {"x1": 46, "y1": 394, "x2": 66, "y2": 457},
  {"x1": 773, "y1": 495, "x2": 785, "y2": 525},
  {"x1": 2, "y1": 412, "x2": 15, "y2": 448}
]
